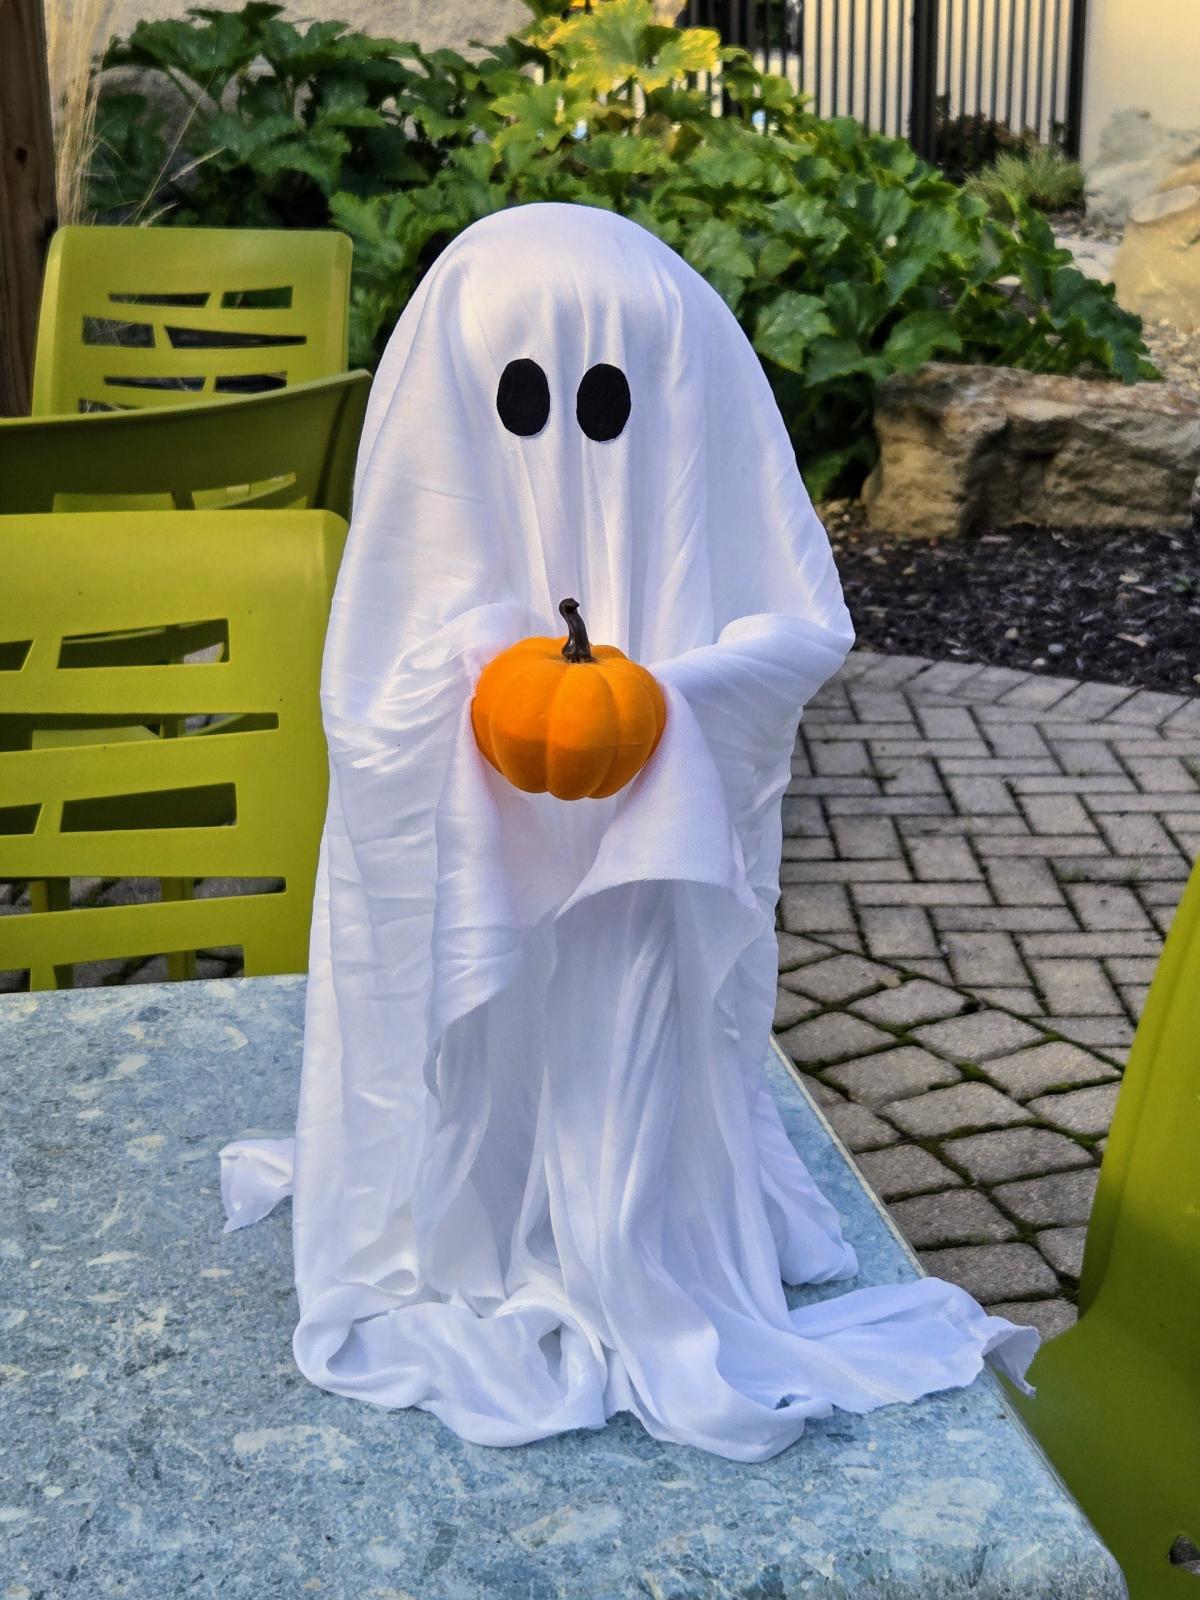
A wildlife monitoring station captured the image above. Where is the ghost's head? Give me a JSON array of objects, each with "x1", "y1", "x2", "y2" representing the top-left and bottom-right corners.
[{"x1": 348, "y1": 204, "x2": 838, "y2": 662}]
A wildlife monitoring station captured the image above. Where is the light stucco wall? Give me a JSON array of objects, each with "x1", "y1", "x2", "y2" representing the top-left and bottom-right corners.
[{"x1": 1080, "y1": 0, "x2": 1199, "y2": 166}]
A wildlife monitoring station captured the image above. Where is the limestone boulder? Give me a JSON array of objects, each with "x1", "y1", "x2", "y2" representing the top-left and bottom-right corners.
[
  {"x1": 862, "y1": 363, "x2": 1200, "y2": 540},
  {"x1": 1113, "y1": 183, "x2": 1200, "y2": 332},
  {"x1": 1086, "y1": 109, "x2": 1200, "y2": 230},
  {"x1": 1156, "y1": 160, "x2": 1200, "y2": 196},
  {"x1": 110, "y1": 0, "x2": 527, "y2": 46}
]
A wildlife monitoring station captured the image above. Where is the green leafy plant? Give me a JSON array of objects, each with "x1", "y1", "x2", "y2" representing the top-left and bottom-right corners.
[
  {"x1": 91, "y1": 2, "x2": 530, "y2": 224},
  {"x1": 90, "y1": 0, "x2": 1155, "y2": 496},
  {"x1": 966, "y1": 145, "x2": 1086, "y2": 220}
]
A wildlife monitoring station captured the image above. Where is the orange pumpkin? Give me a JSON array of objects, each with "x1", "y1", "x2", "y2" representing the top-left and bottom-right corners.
[{"x1": 471, "y1": 598, "x2": 667, "y2": 801}]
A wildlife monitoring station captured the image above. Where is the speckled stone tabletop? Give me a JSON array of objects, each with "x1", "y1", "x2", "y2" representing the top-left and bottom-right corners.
[{"x1": 0, "y1": 977, "x2": 1125, "y2": 1599}]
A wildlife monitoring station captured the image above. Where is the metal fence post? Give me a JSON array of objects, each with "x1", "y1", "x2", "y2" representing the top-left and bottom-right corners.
[
  {"x1": 909, "y1": 0, "x2": 941, "y2": 160},
  {"x1": 1064, "y1": 0, "x2": 1088, "y2": 158}
]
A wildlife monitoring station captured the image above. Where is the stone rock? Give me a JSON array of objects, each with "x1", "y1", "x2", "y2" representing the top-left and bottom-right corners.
[
  {"x1": 1097, "y1": 108, "x2": 1198, "y2": 168},
  {"x1": 851, "y1": 979, "x2": 968, "y2": 1028},
  {"x1": 854, "y1": 1144, "x2": 964, "y2": 1198},
  {"x1": 941, "y1": 1127, "x2": 1094, "y2": 1184},
  {"x1": 776, "y1": 932, "x2": 827, "y2": 971},
  {"x1": 993, "y1": 1168, "x2": 1100, "y2": 1227},
  {"x1": 1053, "y1": 233, "x2": 1118, "y2": 284},
  {"x1": 863, "y1": 363, "x2": 1200, "y2": 539},
  {"x1": 777, "y1": 1012, "x2": 894, "y2": 1065},
  {"x1": 1085, "y1": 109, "x2": 1200, "y2": 230},
  {"x1": 988, "y1": 1298, "x2": 1078, "y2": 1339},
  {"x1": 885, "y1": 1082, "x2": 1031, "y2": 1138},
  {"x1": 888, "y1": 1189, "x2": 1016, "y2": 1247},
  {"x1": 824, "y1": 1046, "x2": 961, "y2": 1106},
  {"x1": 823, "y1": 1100, "x2": 897, "y2": 1152},
  {"x1": 1113, "y1": 184, "x2": 1200, "y2": 332},
  {"x1": 111, "y1": 0, "x2": 527, "y2": 51},
  {"x1": 1192, "y1": 465, "x2": 1200, "y2": 535},
  {"x1": 774, "y1": 988, "x2": 820, "y2": 1030},
  {"x1": 980, "y1": 1041, "x2": 1119, "y2": 1101},
  {"x1": 1029, "y1": 1083, "x2": 1121, "y2": 1137},
  {"x1": 785, "y1": 953, "x2": 894, "y2": 1003},
  {"x1": 1035, "y1": 1225, "x2": 1089, "y2": 1278},
  {"x1": 1156, "y1": 159, "x2": 1200, "y2": 196},
  {"x1": 910, "y1": 1008, "x2": 1042, "y2": 1062},
  {"x1": 918, "y1": 1242, "x2": 1058, "y2": 1302}
]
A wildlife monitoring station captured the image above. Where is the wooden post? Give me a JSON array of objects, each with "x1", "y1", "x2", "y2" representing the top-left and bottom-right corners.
[{"x1": 0, "y1": 0, "x2": 57, "y2": 416}]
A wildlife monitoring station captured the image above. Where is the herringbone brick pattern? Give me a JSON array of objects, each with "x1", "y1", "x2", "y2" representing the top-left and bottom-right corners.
[{"x1": 776, "y1": 650, "x2": 1200, "y2": 1338}]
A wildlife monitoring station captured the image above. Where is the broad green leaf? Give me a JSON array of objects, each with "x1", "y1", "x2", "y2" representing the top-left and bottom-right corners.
[
  {"x1": 872, "y1": 141, "x2": 918, "y2": 178},
  {"x1": 766, "y1": 194, "x2": 828, "y2": 237},
  {"x1": 882, "y1": 309, "x2": 963, "y2": 370},
  {"x1": 755, "y1": 292, "x2": 835, "y2": 372},
  {"x1": 684, "y1": 144, "x2": 767, "y2": 191},
  {"x1": 802, "y1": 440, "x2": 872, "y2": 501},
  {"x1": 825, "y1": 279, "x2": 884, "y2": 338},
  {"x1": 684, "y1": 218, "x2": 755, "y2": 280},
  {"x1": 450, "y1": 143, "x2": 498, "y2": 184},
  {"x1": 805, "y1": 336, "x2": 889, "y2": 386},
  {"x1": 857, "y1": 183, "x2": 913, "y2": 243},
  {"x1": 547, "y1": 0, "x2": 719, "y2": 95},
  {"x1": 757, "y1": 236, "x2": 798, "y2": 280}
]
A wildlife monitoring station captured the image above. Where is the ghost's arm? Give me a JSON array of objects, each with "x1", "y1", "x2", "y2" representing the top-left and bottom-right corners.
[{"x1": 653, "y1": 611, "x2": 853, "y2": 783}]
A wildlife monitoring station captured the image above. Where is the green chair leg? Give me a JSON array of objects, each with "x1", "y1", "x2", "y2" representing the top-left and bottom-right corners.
[{"x1": 1008, "y1": 859, "x2": 1200, "y2": 1597}]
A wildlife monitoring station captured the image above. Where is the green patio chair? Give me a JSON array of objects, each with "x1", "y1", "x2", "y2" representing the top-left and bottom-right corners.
[
  {"x1": 0, "y1": 510, "x2": 346, "y2": 990},
  {"x1": 1009, "y1": 855, "x2": 1200, "y2": 1598},
  {"x1": 0, "y1": 370, "x2": 371, "y2": 518},
  {"x1": 31, "y1": 225, "x2": 351, "y2": 416}
]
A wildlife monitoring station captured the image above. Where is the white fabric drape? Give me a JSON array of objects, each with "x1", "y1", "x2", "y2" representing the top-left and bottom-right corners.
[{"x1": 221, "y1": 203, "x2": 1036, "y2": 1461}]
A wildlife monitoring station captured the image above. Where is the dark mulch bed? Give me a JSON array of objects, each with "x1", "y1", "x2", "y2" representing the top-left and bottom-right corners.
[{"x1": 823, "y1": 507, "x2": 1200, "y2": 696}]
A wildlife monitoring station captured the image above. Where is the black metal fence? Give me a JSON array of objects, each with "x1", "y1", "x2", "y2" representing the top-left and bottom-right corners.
[{"x1": 682, "y1": 0, "x2": 1089, "y2": 162}]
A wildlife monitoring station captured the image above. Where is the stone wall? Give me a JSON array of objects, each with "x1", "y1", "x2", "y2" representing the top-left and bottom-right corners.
[{"x1": 108, "y1": 0, "x2": 528, "y2": 49}]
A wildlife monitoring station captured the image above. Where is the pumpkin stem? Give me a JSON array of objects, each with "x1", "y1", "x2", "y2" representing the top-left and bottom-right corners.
[{"x1": 559, "y1": 598, "x2": 596, "y2": 664}]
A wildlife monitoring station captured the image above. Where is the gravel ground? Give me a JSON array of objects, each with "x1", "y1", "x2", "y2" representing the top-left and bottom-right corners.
[
  {"x1": 822, "y1": 511, "x2": 1200, "y2": 695},
  {"x1": 1054, "y1": 224, "x2": 1200, "y2": 397},
  {"x1": 1143, "y1": 321, "x2": 1200, "y2": 397}
]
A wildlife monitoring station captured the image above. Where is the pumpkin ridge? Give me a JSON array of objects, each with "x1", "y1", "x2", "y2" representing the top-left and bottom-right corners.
[
  {"x1": 589, "y1": 668, "x2": 661, "y2": 798},
  {"x1": 490, "y1": 655, "x2": 568, "y2": 792},
  {"x1": 546, "y1": 659, "x2": 618, "y2": 800},
  {"x1": 471, "y1": 642, "x2": 557, "y2": 771}
]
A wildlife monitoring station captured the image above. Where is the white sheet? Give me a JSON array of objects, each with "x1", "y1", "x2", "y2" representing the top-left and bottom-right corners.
[{"x1": 221, "y1": 203, "x2": 1036, "y2": 1461}]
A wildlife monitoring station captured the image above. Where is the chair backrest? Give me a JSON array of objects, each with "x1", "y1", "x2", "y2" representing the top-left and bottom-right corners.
[
  {"x1": 0, "y1": 511, "x2": 346, "y2": 989},
  {"x1": 1077, "y1": 855, "x2": 1200, "y2": 1324},
  {"x1": 31, "y1": 225, "x2": 352, "y2": 416},
  {"x1": 0, "y1": 372, "x2": 371, "y2": 518}
]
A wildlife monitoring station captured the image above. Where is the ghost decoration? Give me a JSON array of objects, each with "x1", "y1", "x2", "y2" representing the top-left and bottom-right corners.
[{"x1": 221, "y1": 203, "x2": 1036, "y2": 1461}]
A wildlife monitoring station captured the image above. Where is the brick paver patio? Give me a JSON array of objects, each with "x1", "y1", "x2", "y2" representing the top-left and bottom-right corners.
[{"x1": 777, "y1": 650, "x2": 1200, "y2": 1337}]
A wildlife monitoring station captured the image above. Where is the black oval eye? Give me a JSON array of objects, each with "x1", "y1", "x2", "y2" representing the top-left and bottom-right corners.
[
  {"x1": 576, "y1": 363, "x2": 631, "y2": 442},
  {"x1": 496, "y1": 358, "x2": 550, "y2": 437}
]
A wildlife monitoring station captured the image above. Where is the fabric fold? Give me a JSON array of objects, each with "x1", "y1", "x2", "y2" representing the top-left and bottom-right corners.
[{"x1": 220, "y1": 1137, "x2": 294, "y2": 1233}]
